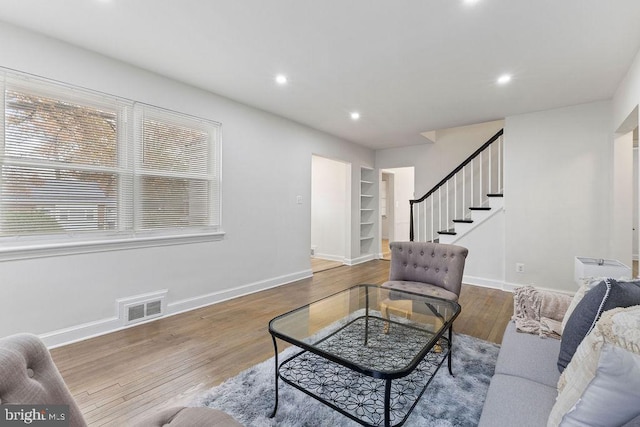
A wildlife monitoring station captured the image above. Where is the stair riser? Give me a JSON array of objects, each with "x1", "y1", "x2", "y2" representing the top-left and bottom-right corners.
[{"x1": 438, "y1": 196, "x2": 504, "y2": 244}]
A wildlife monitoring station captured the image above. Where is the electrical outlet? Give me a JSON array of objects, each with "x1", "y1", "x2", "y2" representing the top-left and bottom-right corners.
[{"x1": 516, "y1": 263, "x2": 525, "y2": 273}]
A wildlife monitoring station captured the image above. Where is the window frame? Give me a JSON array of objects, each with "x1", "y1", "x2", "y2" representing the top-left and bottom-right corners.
[{"x1": 0, "y1": 70, "x2": 224, "y2": 261}]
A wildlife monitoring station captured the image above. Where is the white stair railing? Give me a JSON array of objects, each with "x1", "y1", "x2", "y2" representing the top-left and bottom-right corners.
[{"x1": 410, "y1": 129, "x2": 504, "y2": 242}]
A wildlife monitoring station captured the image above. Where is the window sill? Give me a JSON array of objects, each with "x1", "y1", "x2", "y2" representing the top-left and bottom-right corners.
[{"x1": 0, "y1": 231, "x2": 226, "y2": 262}]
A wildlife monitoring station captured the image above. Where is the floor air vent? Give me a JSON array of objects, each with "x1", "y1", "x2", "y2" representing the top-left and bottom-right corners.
[
  {"x1": 117, "y1": 290, "x2": 168, "y2": 326},
  {"x1": 128, "y1": 304, "x2": 146, "y2": 322}
]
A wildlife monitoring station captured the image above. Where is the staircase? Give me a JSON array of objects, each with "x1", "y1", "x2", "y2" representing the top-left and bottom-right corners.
[{"x1": 410, "y1": 129, "x2": 504, "y2": 243}]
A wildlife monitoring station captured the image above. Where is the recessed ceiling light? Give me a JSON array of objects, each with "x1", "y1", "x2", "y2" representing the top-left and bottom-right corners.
[
  {"x1": 275, "y1": 74, "x2": 288, "y2": 85},
  {"x1": 497, "y1": 74, "x2": 512, "y2": 85},
  {"x1": 464, "y1": 0, "x2": 480, "y2": 5},
  {"x1": 350, "y1": 112, "x2": 361, "y2": 120}
]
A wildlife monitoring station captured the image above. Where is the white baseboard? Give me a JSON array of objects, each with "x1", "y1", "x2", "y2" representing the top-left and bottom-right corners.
[
  {"x1": 462, "y1": 275, "x2": 505, "y2": 290},
  {"x1": 41, "y1": 269, "x2": 313, "y2": 349},
  {"x1": 313, "y1": 253, "x2": 345, "y2": 263},
  {"x1": 502, "y1": 281, "x2": 575, "y2": 296},
  {"x1": 40, "y1": 317, "x2": 123, "y2": 349},
  {"x1": 344, "y1": 254, "x2": 375, "y2": 266},
  {"x1": 167, "y1": 269, "x2": 312, "y2": 316},
  {"x1": 463, "y1": 276, "x2": 575, "y2": 296}
]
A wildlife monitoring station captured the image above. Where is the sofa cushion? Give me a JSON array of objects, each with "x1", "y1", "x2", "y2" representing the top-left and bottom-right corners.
[
  {"x1": 478, "y1": 374, "x2": 557, "y2": 427},
  {"x1": 558, "y1": 279, "x2": 640, "y2": 372},
  {"x1": 548, "y1": 306, "x2": 640, "y2": 427},
  {"x1": 494, "y1": 322, "x2": 561, "y2": 388}
]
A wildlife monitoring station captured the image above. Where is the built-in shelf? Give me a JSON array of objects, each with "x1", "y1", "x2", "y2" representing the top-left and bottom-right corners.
[{"x1": 360, "y1": 167, "x2": 376, "y2": 257}]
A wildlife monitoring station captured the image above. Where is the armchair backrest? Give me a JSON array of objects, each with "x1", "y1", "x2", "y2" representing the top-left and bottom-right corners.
[
  {"x1": 389, "y1": 241, "x2": 468, "y2": 298},
  {"x1": 0, "y1": 333, "x2": 86, "y2": 427}
]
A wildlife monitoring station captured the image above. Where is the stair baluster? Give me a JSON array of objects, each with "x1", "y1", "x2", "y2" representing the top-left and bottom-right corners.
[{"x1": 409, "y1": 129, "x2": 504, "y2": 242}]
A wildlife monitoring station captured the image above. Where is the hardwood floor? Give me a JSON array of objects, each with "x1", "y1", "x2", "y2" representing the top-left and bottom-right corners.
[
  {"x1": 382, "y1": 238, "x2": 391, "y2": 260},
  {"x1": 50, "y1": 259, "x2": 513, "y2": 426},
  {"x1": 310, "y1": 257, "x2": 343, "y2": 273}
]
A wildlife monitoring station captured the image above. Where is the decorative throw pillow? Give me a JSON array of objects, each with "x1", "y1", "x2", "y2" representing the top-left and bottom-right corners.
[
  {"x1": 561, "y1": 278, "x2": 603, "y2": 334},
  {"x1": 557, "y1": 278, "x2": 640, "y2": 372},
  {"x1": 547, "y1": 305, "x2": 640, "y2": 427}
]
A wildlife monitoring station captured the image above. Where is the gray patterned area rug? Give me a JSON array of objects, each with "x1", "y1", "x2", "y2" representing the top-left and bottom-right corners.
[{"x1": 197, "y1": 333, "x2": 499, "y2": 427}]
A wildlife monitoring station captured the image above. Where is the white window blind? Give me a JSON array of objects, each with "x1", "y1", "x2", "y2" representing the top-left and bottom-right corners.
[
  {"x1": 0, "y1": 71, "x2": 222, "y2": 252},
  {"x1": 136, "y1": 105, "x2": 220, "y2": 231},
  {"x1": 2, "y1": 81, "x2": 125, "y2": 235}
]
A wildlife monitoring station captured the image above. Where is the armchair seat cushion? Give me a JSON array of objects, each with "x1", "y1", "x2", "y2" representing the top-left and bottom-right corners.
[{"x1": 382, "y1": 280, "x2": 459, "y2": 301}]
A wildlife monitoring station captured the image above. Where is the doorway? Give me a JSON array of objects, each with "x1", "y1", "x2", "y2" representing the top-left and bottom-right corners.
[
  {"x1": 613, "y1": 106, "x2": 638, "y2": 275},
  {"x1": 311, "y1": 155, "x2": 350, "y2": 273},
  {"x1": 634, "y1": 128, "x2": 639, "y2": 277},
  {"x1": 380, "y1": 172, "x2": 394, "y2": 260},
  {"x1": 380, "y1": 167, "x2": 415, "y2": 260}
]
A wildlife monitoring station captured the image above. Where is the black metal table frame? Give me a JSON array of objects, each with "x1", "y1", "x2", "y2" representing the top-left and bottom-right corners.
[{"x1": 268, "y1": 285, "x2": 460, "y2": 427}]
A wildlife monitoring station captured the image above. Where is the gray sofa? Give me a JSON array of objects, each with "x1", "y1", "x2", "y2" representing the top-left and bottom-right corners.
[
  {"x1": 479, "y1": 320, "x2": 640, "y2": 427},
  {"x1": 478, "y1": 321, "x2": 561, "y2": 426}
]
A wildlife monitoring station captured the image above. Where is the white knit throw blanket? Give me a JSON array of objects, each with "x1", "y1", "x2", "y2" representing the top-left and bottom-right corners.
[{"x1": 512, "y1": 286, "x2": 572, "y2": 339}]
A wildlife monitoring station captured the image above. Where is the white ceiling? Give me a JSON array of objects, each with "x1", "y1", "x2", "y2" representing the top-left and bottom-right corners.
[{"x1": 0, "y1": 0, "x2": 639, "y2": 149}]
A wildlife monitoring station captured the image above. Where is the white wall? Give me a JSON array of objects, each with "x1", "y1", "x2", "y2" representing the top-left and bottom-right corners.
[
  {"x1": 634, "y1": 146, "x2": 639, "y2": 261},
  {"x1": 311, "y1": 156, "x2": 348, "y2": 261},
  {"x1": 376, "y1": 120, "x2": 504, "y2": 197},
  {"x1": 613, "y1": 48, "x2": 640, "y2": 134},
  {"x1": 504, "y1": 101, "x2": 613, "y2": 292},
  {"x1": 613, "y1": 48, "x2": 640, "y2": 267},
  {"x1": 0, "y1": 23, "x2": 374, "y2": 345},
  {"x1": 611, "y1": 132, "x2": 633, "y2": 266},
  {"x1": 457, "y1": 211, "x2": 505, "y2": 289}
]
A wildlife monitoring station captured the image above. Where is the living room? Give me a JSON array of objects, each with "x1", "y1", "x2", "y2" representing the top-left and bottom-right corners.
[{"x1": 1, "y1": 1, "x2": 640, "y2": 426}]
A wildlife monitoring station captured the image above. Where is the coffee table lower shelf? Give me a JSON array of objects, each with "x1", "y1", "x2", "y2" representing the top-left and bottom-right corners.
[{"x1": 278, "y1": 339, "x2": 450, "y2": 427}]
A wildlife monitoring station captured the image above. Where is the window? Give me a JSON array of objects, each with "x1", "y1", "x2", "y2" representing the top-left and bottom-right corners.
[
  {"x1": 136, "y1": 105, "x2": 220, "y2": 231},
  {"x1": 0, "y1": 71, "x2": 222, "y2": 258}
]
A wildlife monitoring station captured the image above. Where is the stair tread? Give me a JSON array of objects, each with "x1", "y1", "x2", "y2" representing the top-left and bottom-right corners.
[
  {"x1": 437, "y1": 229, "x2": 457, "y2": 235},
  {"x1": 469, "y1": 207, "x2": 491, "y2": 211},
  {"x1": 452, "y1": 219, "x2": 473, "y2": 223}
]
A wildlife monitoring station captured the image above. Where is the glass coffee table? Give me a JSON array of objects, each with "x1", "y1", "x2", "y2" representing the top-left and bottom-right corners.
[{"x1": 268, "y1": 284, "x2": 460, "y2": 427}]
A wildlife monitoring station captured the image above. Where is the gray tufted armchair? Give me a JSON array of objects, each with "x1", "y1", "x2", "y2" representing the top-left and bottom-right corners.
[
  {"x1": 382, "y1": 241, "x2": 468, "y2": 301},
  {"x1": 0, "y1": 333, "x2": 242, "y2": 427}
]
